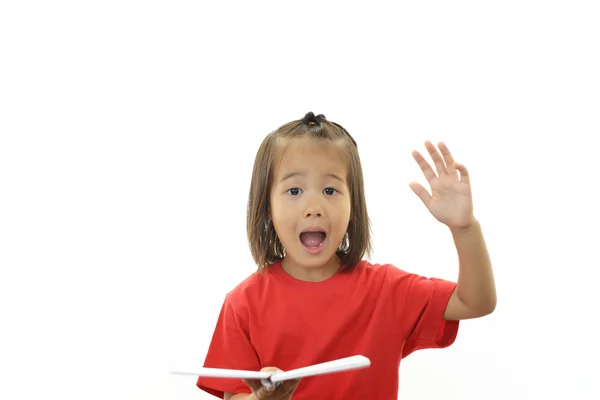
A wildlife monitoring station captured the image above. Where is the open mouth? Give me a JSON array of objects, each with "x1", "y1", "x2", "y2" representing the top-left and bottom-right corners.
[{"x1": 299, "y1": 230, "x2": 327, "y2": 249}]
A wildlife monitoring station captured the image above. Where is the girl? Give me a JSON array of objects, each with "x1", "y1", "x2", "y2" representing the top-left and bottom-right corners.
[{"x1": 196, "y1": 112, "x2": 496, "y2": 400}]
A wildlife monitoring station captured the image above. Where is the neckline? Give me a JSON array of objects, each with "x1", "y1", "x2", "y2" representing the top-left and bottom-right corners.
[{"x1": 267, "y1": 261, "x2": 357, "y2": 293}]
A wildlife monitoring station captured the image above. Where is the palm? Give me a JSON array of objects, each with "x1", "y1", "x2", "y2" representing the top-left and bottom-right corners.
[{"x1": 409, "y1": 141, "x2": 474, "y2": 230}]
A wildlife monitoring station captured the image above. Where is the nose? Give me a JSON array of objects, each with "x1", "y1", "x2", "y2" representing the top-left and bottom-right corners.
[
  {"x1": 304, "y1": 208, "x2": 322, "y2": 218},
  {"x1": 303, "y1": 195, "x2": 324, "y2": 218}
]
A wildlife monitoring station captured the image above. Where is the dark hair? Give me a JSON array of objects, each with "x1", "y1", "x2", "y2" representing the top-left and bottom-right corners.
[{"x1": 247, "y1": 112, "x2": 372, "y2": 272}]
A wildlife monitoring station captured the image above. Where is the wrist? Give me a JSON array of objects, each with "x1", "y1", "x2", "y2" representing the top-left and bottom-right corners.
[
  {"x1": 449, "y1": 217, "x2": 479, "y2": 235},
  {"x1": 230, "y1": 394, "x2": 256, "y2": 400}
]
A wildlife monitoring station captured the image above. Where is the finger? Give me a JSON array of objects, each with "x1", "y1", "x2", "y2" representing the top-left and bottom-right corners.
[
  {"x1": 438, "y1": 142, "x2": 458, "y2": 179},
  {"x1": 259, "y1": 367, "x2": 280, "y2": 372},
  {"x1": 409, "y1": 182, "x2": 431, "y2": 207},
  {"x1": 412, "y1": 150, "x2": 437, "y2": 182},
  {"x1": 277, "y1": 379, "x2": 301, "y2": 398},
  {"x1": 243, "y1": 381, "x2": 278, "y2": 399},
  {"x1": 243, "y1": 367, "x2": 283, "y2": 397},
  {"x1": 454, "y1": 162, "x2": 470, "y2": 185},
  {"x1": 242, "y1": 378, "x2": 278, "y2": 393},
  {"x1": 242, "y1": 378, "x2": 264, "y2": 394},
  {"x1": 425, "y1": 140, "x2": 448, "y2": 176},
  {"x1": 280, "y1": 378, "x2": 301, "y2": 394}
]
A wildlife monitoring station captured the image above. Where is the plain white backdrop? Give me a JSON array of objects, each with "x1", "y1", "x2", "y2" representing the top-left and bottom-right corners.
[{"x1": 1, "y1": 1, "x2": 598, "y2": 399}]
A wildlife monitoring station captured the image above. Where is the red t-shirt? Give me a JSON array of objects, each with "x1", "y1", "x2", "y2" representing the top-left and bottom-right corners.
[{"x1": 196, "y1": 260, "x2": 459, "y2": 399}]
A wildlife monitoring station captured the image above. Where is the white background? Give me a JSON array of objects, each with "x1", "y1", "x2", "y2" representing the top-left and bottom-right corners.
[{"x1": 1, "y1": 1, "x2": 598, "y2": 399}]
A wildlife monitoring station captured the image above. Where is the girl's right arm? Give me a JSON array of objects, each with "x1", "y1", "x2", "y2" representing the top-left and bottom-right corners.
[
  {"x1": 225, "y1": 393, "x2": 254, "y2": 400},
  {"x1": 224, "y1": 373, "x2": 302, "y2": 400}
]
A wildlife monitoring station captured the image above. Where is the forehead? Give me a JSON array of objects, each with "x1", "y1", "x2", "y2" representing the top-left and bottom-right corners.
[{"x1": 273, "y1": 137, "x2": 347, "y2": 179}]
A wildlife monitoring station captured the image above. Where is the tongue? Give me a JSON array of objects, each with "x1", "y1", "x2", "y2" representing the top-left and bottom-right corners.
[{"x1": 300, "y1": 232, "x2": 326, "y2": 247}]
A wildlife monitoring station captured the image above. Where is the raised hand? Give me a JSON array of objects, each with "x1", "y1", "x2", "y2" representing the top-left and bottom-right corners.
[
  {"x1": 409, "y1": 141, "x2": 475, "y2": 231},
  {"x1": 242, "y1": 367, "x2": 301, "y2": 400}
]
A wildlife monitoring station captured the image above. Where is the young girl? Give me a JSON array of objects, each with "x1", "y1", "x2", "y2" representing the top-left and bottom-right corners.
[{"x1": 196, "y1": 112, "x2": 496, "y2": 400}]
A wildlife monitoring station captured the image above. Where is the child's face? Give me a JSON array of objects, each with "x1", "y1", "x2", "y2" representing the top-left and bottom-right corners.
[{"x1": 269, "y1": 137, "x2": 351, "y2": 275}]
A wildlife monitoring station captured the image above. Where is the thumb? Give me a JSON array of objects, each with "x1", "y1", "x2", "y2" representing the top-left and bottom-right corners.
[
  {"x1": 409, "y1": 182, "x2": 431, "y2": 207},
  {"x1": 242, "y1": 367, "x2": 281, "y2": 397},
  {"x1": 242, "y1": 379, "x2": 278, "y2": 397}
]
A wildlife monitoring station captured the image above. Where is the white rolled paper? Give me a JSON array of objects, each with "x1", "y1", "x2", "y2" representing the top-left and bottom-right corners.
[{"x1": 170, "y1": 354, "x2": 371, "y2": 384}]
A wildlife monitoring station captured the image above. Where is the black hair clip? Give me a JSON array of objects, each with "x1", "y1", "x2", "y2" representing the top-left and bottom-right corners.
[
  {"x1": 301, "y1": 111, "x2": 357, "y2": 147},
  {"x1": 302, "y1": 111, "x2": 326, "y2": 126}
]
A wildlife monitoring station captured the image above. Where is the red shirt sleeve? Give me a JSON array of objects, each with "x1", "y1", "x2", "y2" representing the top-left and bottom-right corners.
[
  {"x1": 196, "y1": 294, "x2": 259, "y2": 398},
  {"x1": 387, "y1": 265, "x2": 459, "y2": 358}
]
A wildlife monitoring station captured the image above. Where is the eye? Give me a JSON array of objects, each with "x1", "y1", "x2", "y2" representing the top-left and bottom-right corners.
[
  {"x1": 323, "y1": 187, "x2": 337, "y2": 195},
  {"x1": 287, "y1": 188, "x2": 302, "y2": 195}
]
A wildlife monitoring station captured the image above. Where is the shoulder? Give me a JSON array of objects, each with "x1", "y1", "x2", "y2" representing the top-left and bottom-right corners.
[
  {"x1": 354, "y1": 260, "x2": 449, "y2": 299},
  {"x1": 353, "y1": 259, "x2": 414, "y2": 282},
  {"x1": 342, "y1": 260, "x2": 417, "y2": 298},
  {"x1": 224, "y1": 270, "x2": 263, "y2": 301},
  {"x1": 360, "y1": 260, "x2": 437, "y2": 281},
  {"x1": 220, "y1": 267, "x2": 278, "y2": 317}
]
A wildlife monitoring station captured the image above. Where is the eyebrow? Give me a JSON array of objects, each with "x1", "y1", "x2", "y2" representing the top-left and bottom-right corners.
[{"x1": 279, "y1": 172, "x2": 345, "y2": 183}]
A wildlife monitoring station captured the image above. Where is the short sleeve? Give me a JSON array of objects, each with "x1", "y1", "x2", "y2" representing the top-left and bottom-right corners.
[
  {"x1": 387, "y1": 265, "x2": 459, "y2": 358},
  {"x1": 196, "y1": 294, "x2": 260, "y2": 398}
]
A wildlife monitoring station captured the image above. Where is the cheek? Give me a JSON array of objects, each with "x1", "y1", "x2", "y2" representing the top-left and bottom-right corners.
[
  {"x1": 270, "y1": 197, "x2": 295, "y2": 225},
  {"x1": 334, "y1": 197, "x2": 352, "y2": 218},
  {"x1": 328, "y1": 199, "x2": 351, "y2": 230}
]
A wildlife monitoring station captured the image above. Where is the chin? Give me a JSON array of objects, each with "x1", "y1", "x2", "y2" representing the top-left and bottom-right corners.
[
  {"x1": 280, "y1": 231, "x2": 344, "y2": 269},
  {"x1": 287, "y1": 246, "x2": 340, "y2": 269}
]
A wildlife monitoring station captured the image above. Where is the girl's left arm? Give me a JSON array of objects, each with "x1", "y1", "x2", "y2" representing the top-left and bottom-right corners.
[
  {"x1": 409, "y1": 140, "x2": 496, "y2": 321},
  {"x1": 444, "y1": 219, "x2": 497, "y2": 320}
]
